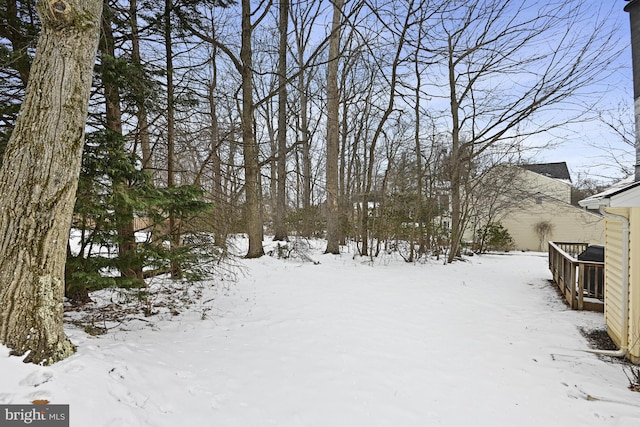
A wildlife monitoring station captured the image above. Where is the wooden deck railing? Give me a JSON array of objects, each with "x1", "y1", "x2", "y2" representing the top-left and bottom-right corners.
[{"x1": 548, "y1": 241, "x2": 604, "y2": 312}]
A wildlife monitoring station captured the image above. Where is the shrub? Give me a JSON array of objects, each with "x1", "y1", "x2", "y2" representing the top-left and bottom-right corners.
[{"x1": 475, "y1": 222, "x2": 514, "y2": 253}]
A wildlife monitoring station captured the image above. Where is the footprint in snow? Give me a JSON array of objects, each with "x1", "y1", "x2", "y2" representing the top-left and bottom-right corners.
[
  {"x1": 104, "y1": 414, "x2": 142, "y2": 427},
  {"x1": 106, "y1": 382, "x2": 149, "y2": 409},
  {"x1": 187, "y1": 385, "x2": 212, "y2": 397},
  {"x1": 210, "y1": 394, "x2": 226, "y2": 409},
  {"x1": 61, "y1": 360, "x2": 85, "y2": 374},
  {"x1": 175, "y1": 371, "x2": 194, "y2": 379},
  {"x1": 18, "y1": 370, "x2": 54, "y2": 388}
]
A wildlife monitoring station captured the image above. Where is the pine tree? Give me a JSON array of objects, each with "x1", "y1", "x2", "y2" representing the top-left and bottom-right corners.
[
  {"x1": 0, "y1": 0, "x2": 39, "y2": 163},
  {"x1": 68, "y1": 130, "x2": 218, "y2": 301}
]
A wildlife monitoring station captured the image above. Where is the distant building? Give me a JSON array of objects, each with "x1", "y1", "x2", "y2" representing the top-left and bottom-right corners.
[{"x1": 466, "y1": 162, "x2": 604, "y2": 251}]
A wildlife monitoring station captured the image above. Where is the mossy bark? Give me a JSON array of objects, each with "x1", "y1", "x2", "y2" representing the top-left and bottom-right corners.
[{"x1": 0, "y1": 0, "x2": 102, "y2": 365}]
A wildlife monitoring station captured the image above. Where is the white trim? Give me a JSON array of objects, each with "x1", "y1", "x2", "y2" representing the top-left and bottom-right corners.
[{"x1": 610, "y1": 184, "x2": 640, "y2": 207}]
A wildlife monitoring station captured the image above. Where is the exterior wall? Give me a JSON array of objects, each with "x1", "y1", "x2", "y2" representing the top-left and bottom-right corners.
[
  {"x1": 601, "y1": 207, "x2": 640, "y2": 364},
  {"x1": 499, "y1": 197, "x2": 604, "y2": 251},
  {"x1": 519, "y1": 170, "x2": 571, "y2": 204},
  {"x1": 462, "y1": 166, "x2": 597, "y2": 250},
  {"x1": 603, "y1": 208, "x2": 628, "y2": 350},
  {"x1": 628, "y1": 208, "x2": 640, "y2": 363}
]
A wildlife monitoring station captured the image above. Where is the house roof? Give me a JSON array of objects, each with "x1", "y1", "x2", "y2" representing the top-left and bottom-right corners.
[
  {"x1": 521, "y1": 162, "x2": 572, "y2": 182},
  {"x1": 578, "y1": 175, "x2": 640, "y2": 209}
]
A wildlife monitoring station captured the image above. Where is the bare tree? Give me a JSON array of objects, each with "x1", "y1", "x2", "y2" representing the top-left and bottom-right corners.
[
  {"x1": 273, "y1": 0, "x2": 289, "y2": 242},
  {"x1": 324, "y1": 0, "x2": 344, "y2": 254},
  {"x1": 591, "y1": 103, "x2": 636, "y2": 180},
  {"x1": 290, "y1": 0, "x2": 322, "y2": 237},
  {"x1": 357, "y1": 0, "x2": 419, "y2": 257},
  {"x1": 208, "y1": 45, "x2": 229, "y2": 248},
  {"x1": 436, "y1": 0, "x2": 621, "y2": 262},
  {"x1": 178, "y1": 1, "x2": 268, "y2": 258},
  {"x1": 465, "y1": 159, "x2": 527, "y2": 251},
  {"x1": 0, "y1": 0, "x2": 102, "y2": 364},
  {"x1": 241, "y1": 0, "x2": 268, "y2": 258}
]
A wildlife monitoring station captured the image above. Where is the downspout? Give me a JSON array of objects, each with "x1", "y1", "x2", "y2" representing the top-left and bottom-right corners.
[
  {"x1": 586, "y1": 207, "x2": 630, "y2": 357},
  {"x1": 589, "y1": 1, "x2": 636, "y2": 358}
]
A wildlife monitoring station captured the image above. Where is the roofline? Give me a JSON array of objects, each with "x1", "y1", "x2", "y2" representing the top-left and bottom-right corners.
[
  {"x1": 578, "y1": 197, "x2": 610, "y2": 210},
  {"x1": 603, "y1": 180, "x2": 640, "y2": 198},
  {"x1": 578, "y1": 180, "x2": 640, "y2": 209},
  {"x1": 520, "y1": 162, "x2": 572, "y2": 182}
]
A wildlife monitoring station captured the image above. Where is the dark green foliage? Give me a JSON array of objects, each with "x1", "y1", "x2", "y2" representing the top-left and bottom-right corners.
[
  {"x1": 96, "y1": 52, "x2": 157, "y2": 108},
  {"x1": 67, "y1": 129, "x2": 144, "y2": 298},
  {"x1": 93, "y1": 47, "x2": 163, "y2": 120},
  {"x1": 474, "y1": 222, "x2": 514, "y2": 253},
  {"x1": 67, "y1": 130, "x2": 217, "y2": 301},
  {"x1": 0, "y1": 0, "x2": 40, "y2": 164}
]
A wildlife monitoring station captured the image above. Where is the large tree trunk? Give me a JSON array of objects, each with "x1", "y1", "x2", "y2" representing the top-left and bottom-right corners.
[
  {"x1": 0, "y1": 0, "x2": 102, "y2": 365},
  {"x1": 300, "y1": 88, "x2": 312, "y2": 237},
  {"x1": 208, "y1": 53, "x2": 227, "y2": 249},
  {"x1": 273, "y1": 0, "x2": 289, "y2": 242},
  {"x1": 324, "y1": 0, "x2": 343, "y2": 255},
  {"x1": 413, "y1": 53, "x2": 425, "y2": 258},
  {"x1": 296, "y1": 48, "x2": 312, "y2": 238},
  {"x1": 339, "y1": 96, "x2": 349, "y2": 246},
  {"x1": 447, "y1": 35, "x2": 463, "y2": 264},
  {"x1": 241, "y1": 0, "x2": 264, "y2": 258},
  {"x1": 291, "y1": 2, "x2": 314, "y2": 238}
]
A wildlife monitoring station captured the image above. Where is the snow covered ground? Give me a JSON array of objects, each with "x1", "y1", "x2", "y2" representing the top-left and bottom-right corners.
[{"x1": 2, "y1": 240, "x2": 640, "y2": 426}]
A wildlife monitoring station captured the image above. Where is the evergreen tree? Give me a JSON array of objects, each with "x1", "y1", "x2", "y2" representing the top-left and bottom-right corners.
[
  {"x1": 67, "y1": 130, "x2": 218, "y2": 302},
  {"x1": 0, "y1": 0, "x2": 40, "y2": 163}
]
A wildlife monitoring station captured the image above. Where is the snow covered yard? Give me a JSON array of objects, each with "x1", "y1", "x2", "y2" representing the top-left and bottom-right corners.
[{"x1": 2, "y1": 245, "x2": 640, "y2": 426}]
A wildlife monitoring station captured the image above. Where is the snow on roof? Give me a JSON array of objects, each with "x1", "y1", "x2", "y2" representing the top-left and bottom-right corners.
[{"x1": 578, "y1": 175, "x2": 640, "y2": 209}]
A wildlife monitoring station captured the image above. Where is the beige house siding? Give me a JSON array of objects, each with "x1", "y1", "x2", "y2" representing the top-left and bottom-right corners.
[
  {"x1": 520, "y1": 170, "x2": 571, "y2": 203},
  {"x1": 628, "y1": 208, "x2": 640, "y2": 363},
  {"x1": 464, "y1": 165, "x2": 602, "y2": 251},
  {"x1": 602, "y1": 207, "x2": 640, "y2": 363},
  {"x1": 499, "y1": 197, "x2": 604, "y2": 252},
  {"x1": 578, "y1": 180, "x2": 640, "y2": 363},
  {"x1": 603, "y1": 208, "x2": 627, "y2": 350}
]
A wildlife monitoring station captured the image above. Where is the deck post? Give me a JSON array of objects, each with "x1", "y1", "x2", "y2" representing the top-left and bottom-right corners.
[{"x1": 577, "y1": 263, "x2": 585, "y2": 310}]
